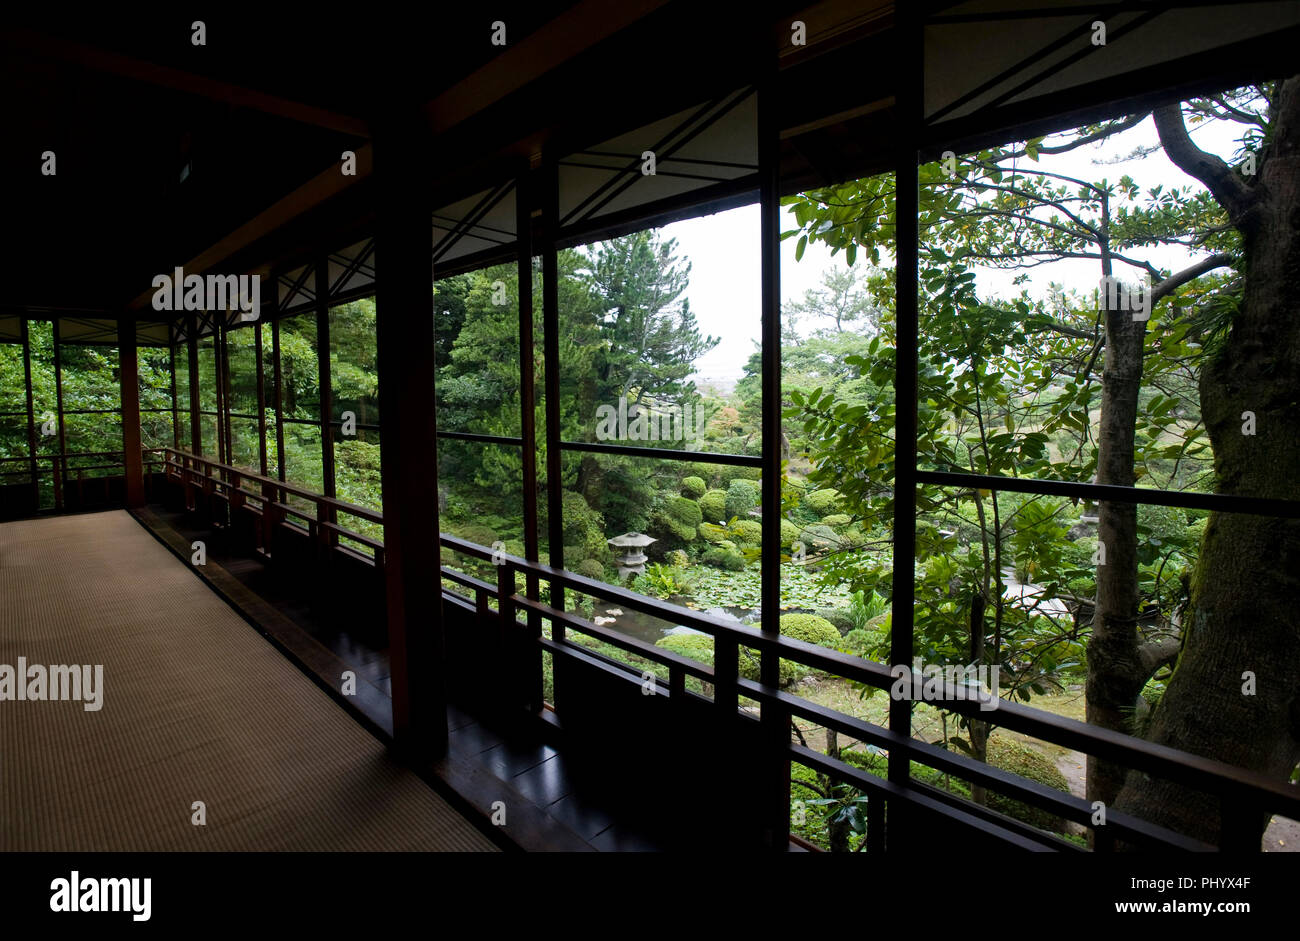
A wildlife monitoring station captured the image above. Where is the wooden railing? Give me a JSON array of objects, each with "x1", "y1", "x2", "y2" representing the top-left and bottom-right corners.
[
  {"x1": 161, "y1": 447, "x2": 385, "y2": 566},
  {"x1": 159, "y1": 447, "x2": 1300, "y2": 852},
  {"x1": 0, "y1": 450, "x2": 168, "y2": 510}
]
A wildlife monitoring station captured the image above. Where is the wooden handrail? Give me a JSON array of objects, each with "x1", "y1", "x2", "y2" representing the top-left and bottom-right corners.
[
  {"x1": 163, "y1": 447, "x2": 383, "y2": 525},
  {"x1": 161, "y1": 446, "x2": 1300, "y2": 844}
]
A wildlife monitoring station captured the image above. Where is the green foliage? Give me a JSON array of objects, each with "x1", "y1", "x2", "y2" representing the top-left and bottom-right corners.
[
  {"x1": 575, "y1": 559, "x2": 606, "y2": 580},
  {"x1": 561, "y1": 490, "x2": 610, "y2": 564},
  {"x1": 724, "y1": 479, "x2": 759, "y2": 521},
  {"x1": 721, "y1": 466, "x2": 762, "y2": 485},
  {"x1": 780, "y1": 518, "x2": 801, "y2": 548},
  {"x1": 701, "y1": 547, "x2": 746, "y2": 571},
  {"x1": 822, "y1": 513, "x2": 852, "y2": 530},
  {"x1": 650, "y1": 495, "x2": 703, "y2": 547},
  {"x1": 772, "y1": 613, "x2": 841, "y2": 649},
  {"x1": 984, "y1": 738, "x2": 1072, "y2": 833},
  {"x1": 635, "y1": 562, "x2": 693, "y2": 599},
  {"x1": 847, "y1": 590, "x2": 890, "y2": 630},
  {"x1": 814, "y1": 607, "x2": 854, "y2": 634},
  {"x1": 456, "y1": 524, "x2": 499, "y2": 548},
  {"x1": 729, "y1": 519, "x2": 763, "y2": 547},
  {"x1": 804, "y1": 488, "x2": 843, "y2": 517},
  {"x1": 699, "y1": 488, "x2": 728, "y2": 523},
  {"x1": 842, "y1": 627, "x2": 887, "y2": 659},
  {"x1": 656, "y1": 631, "x2": 714, "y2": 665},
  {"x1": 680, "y1": 476, "x2": 707, "y2": 499}
]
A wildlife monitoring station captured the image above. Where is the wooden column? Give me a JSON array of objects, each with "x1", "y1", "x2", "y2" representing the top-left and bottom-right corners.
[
  {"x1": 52, "y1": 318, "x2": 66, "y2": 511},
  {"x1": 542, "y1": 158, "x2": 565, "y2": 614},
  {"x1": 21, "y1": 318, "x2": 38, "y2": 507},
  {"x1": 169, "y1": 331, "x2": 180, "y2": 450},
  {"x1": 373, "y1": 109, "x2": 447, "y2": 758},
  {"x1": 887, "y1": 6, "x2": 924, "y2": 851},
  {"x1": 758, "y1": 68, "x2": 789, "y2": 852},
  {"x1": 255, "y1": 321, "x2": 269, "y2": 477},
  {"x1": 271, "y1": 317, "x2": 286, "y2": 480},
  {"x1": 117, "y1": 319, "x2": 145, "y2": 507},
  {"x1": 187, "y1": 312, "x2": 202, "y2": 455}
]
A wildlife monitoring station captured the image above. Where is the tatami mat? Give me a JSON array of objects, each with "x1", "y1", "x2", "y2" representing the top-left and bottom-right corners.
[{"x1": 0, "y1": 511, "x2": 496, "y2": 851}]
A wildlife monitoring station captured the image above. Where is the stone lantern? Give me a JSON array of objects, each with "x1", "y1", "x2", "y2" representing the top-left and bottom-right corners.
[{"x1": 607, "y1": 532, "x2": 656, "y2": 579}]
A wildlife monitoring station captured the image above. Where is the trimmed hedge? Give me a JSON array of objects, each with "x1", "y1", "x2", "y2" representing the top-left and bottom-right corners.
[
  {"x1": 804, "y1": 488, "x2": 843, "y2": 517},
  {"x1": 699, "y1": 489, "x2": 728, "y2": 523},
  {"x1": 650, "y1": 495, "x2": 703, "y2": 545},
  {"x1": 680, "y1": 476, "x2": 707, "y2": 500},
  {"x1": 730, "y1": 519, "x2": 763, "y2": 546},
  {"x1": 725, "y1": 479, "x2": 759, "y2": 520},
  {"x1": 702, "y1": 546, "x2": 746, "y2": 571}
]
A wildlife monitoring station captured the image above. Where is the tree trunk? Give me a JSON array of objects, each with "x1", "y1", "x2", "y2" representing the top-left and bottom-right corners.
[
  {"x1": 1086, "y1": 226, "x2": 1152, "y2": 811},
  {"x1": 1115, "y1": 80, "x2": 1300, "y2": 843}
]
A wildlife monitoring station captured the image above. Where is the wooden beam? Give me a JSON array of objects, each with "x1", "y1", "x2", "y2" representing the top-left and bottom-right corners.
[
  {"x1": 123, "y1": 2, "x2": 669, "y2": 313},
  {"x1": 2, "y1": 28, "x2": 370, "y2": 137},
  {"x1": 125, "y1": 146, "x2": 373, "y2": 311},
  {"x1": 425, "y1": 0, "x2": 671, "y2": 134}
]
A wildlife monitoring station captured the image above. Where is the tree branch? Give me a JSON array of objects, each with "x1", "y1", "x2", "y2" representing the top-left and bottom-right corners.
[
  {"x1": 1150, "y1": 252, "x2": 1234, "y2": 305},
  {"x1": 1138, "y1": 636, "x2": 1182, "y2": 679},
  {"x1": 1153, "y1": 104, "x2": 1256, "y2": 229},
  {"x1": 999, "y1": 113, "x2": 1149, "y2": 159}
]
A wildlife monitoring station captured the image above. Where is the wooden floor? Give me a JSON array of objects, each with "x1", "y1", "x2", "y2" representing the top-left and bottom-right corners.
[
  {"x1": 0, "y1": 510, "x2": 497, "y2": 852},
  {"x1": 136, "y1": 503, "x2": 671, "y2": 851}
]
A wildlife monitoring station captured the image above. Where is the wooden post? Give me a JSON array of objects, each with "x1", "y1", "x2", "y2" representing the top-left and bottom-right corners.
[
  {"x1": 374, "y1": 108, "x2": 447, "y2": 759},
  {"x1": 187, "y1": 312, "x2": 202, "y2": 457},
  {"x1": 52, "y1": 318, "x2": 66, "y2": 511},
  {"x1": 255, "y1": 321, "x2": 269, "y2": 477},
  {"x1": 118, "y1": 319, "x2": 145, "y2": 507},
  {"x1": 21, "y1": 318, "x2": 38, "y2": 508},
  {"x1": 758, "y1": 69, "x2": 790, "y2": 852}
]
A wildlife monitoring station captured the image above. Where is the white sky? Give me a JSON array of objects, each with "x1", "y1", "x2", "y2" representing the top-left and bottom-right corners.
[{"x1": 659, "y1": 107, "x2": 1248, "y2": 392}]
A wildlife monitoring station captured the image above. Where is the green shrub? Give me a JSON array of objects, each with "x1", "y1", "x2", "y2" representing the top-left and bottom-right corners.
[
  {"x1": 702, "y1": 547, "x2": 746, "y2": 571},
  {"x1": 815, "y1": 607, "x2": 855, "y2": 635},
  {"x1": 699, "y1": 523, "x2": 728, "y2": 544},
  {"x1": 666, "y1": 549, "x2": 690, "y2": 568},
  {"x1": 741, "y1": 613, "x2": 843, "y2": 686},
  {"x1": 562, "y1": 490, "x2": 610, "y2": 563},
  {"x1": 575, "y1": 559, "x2": 605, "y2": 580},
  {"x1": 685, "y1": 463, "x2": 722, "y2": 489},
  {"x1": 804, "y1": 488, "x2": 843, "y2": 517},
  {"x1": 775, "y1": 613, "x2": 841, "y2": 648},
  {"x1": 804, "y1": 524, "x2": 839, "y2": 547},
  {"x1": 725, "y1": 479, "x2": 759, "y2": 520},
  {"x1": 650, "y1": 495, "x2": 703, "y2": 547},
  {"x1": 680, "y1": 476, "x2": 707, "y2": 500},
  {"x1": 721, "y1": 466, "x2": 762, "y2": 485},
  {"x1": 822, "y1": 514, "x2": 852, "y2": 530},
  {"x1": 730, "y1": 519, "x2": 763, "y2": 546},
  {"x1": 985, "y1": 738, "x2": 1071, "y2": 833},
  {"x1": 457, "y1": 524, "x2": 499, "y2": 547},
  {"x1": 656, "y1": 631, "x2": 714, "y2": 665},
  {"x1": 699, "y1": 489, "x2": 728, "y2": 523},
  {"x1": 842, "y1": 627, "x2": 886, "y2": 658}
]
